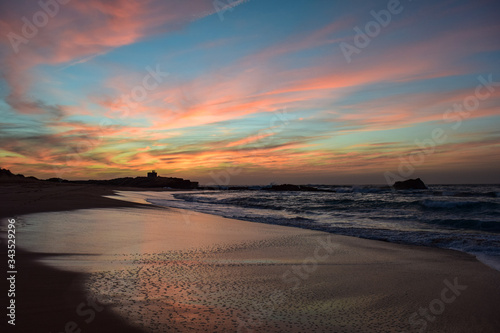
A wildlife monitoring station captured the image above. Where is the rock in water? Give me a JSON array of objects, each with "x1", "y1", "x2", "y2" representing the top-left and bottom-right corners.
[
  {"x1": 265, "y1": 184, "x2": 321, "y2": 191},
  {"x1": 393, "y1": 178, "x2": 427, "y2": 190}
]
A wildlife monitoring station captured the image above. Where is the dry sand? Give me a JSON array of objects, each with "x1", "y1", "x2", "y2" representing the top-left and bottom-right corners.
[{"x1": 1, "y1": 182, "x2": 500, "y2": 332}]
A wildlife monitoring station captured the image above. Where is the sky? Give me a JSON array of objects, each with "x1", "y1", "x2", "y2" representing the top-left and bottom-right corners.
[{"x1": 0, "y1": 0, "x2": 499, "y2": 185}]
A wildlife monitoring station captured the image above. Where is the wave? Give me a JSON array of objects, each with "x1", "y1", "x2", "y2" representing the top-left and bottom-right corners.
[
  {"x1": 145, "y1": 188, "x2": 500, "y2": 271},
  {"x1": 419, "y1": 199, "x2": 498, "y2": 210},
  {"x1": 432, "y1": 191, "x2": 499, "y2": 198},
  {"x1": 174, "y1": 192, "x2": 499, "y2": 215},
  {"x1": 419, "y1": 218, "x2": 500, "y2": 232}
]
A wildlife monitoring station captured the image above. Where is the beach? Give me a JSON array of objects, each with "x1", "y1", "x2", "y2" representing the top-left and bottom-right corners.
[
  {"x1": 1, "y1": 183, "x2": 500, "y2": 332},
  {"x1": 2, "y1": 0, "x2": 500, "y2": 332},
  {"x1": 1, "y1": 182, "x2": 147, "y2": 333}
]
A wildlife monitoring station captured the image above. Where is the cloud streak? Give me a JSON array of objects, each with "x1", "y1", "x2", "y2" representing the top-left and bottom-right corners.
[{"x1": 1, "y1": 0, "x2": 499, "y2": 183}]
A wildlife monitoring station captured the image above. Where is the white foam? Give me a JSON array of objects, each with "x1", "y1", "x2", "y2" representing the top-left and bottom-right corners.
[{"x1": 473, "y1": 253, "x2": 500, "y2": 272}]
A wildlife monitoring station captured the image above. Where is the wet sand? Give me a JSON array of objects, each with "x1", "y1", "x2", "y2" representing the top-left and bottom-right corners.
[
  {"x1": 0, "y1": 182, "x2": 147, "y2": 332},
  {"x1": 1, "y1": 182, "x2": 500, "y2": 332},
  {"x1": 85, "y1": 233, "x2": 500, "y2": 332}
]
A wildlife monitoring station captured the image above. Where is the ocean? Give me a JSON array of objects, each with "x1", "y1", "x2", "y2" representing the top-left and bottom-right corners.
[{"x1": 141, "y1": 184, "x2": 500, "y2": 271}]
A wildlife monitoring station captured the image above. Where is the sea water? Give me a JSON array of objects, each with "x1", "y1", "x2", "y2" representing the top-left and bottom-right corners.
[{"x1": 132, "y1": 184, "x2": 500, "y2": 271}]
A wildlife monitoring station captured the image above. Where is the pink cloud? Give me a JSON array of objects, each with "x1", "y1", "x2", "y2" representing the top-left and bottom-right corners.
[
  {"x1": 226, "y1": 132, "x2": 276, "y2": 148},
  {"x1": 324, "y1": 86, "x2": 500, "y2": 135},
  {"x1": 76, "y1": 11, "x2": 500, "y2": 155},
  {"x1": 0, "y1": 0, "x2": 217, "y2": 114}
]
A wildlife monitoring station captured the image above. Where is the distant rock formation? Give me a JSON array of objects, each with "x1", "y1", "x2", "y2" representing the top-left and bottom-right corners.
[
  {"x1": 265, "y1": 184, "x2": 321, "y2": 191},
  {"x1": 73, "y1": 176, "x2": 198, "y2": 189},
  {"x1": 0, "y1": 168, "x2": 198, "y2": 188},
  {"x1": 392, "y1": 178, "x2": 427, "y2": 190},
  {"x1": 46, "y1": 177, "x2": 69, "y2": 183}
]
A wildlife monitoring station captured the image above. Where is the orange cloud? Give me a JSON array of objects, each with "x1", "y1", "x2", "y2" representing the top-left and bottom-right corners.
[{"x1": 226, "y1": 132, "x2": 276, "y2": 148}]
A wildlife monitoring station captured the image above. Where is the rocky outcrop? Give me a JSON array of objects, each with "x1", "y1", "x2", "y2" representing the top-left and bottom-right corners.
[
  {"x1": 1, "y1": 168, "x2": 197, "y2": 188},
  {"x1": 46, "y1": 178, "x2": 69, "y2": 183},
  {"x1": 392, "y1": 178, "x2": 427, "y2": 190},
  {"x1": 265, "y1": 184, "x2": 321, "y2": 191},
  {"x1": 74, "y1": 176, "x2": 198, "y2": 189}
]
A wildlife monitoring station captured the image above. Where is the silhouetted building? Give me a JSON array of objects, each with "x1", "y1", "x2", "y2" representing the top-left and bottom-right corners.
[{"x1": 147, "y1": 170, "x2": 157, "y2": 178}]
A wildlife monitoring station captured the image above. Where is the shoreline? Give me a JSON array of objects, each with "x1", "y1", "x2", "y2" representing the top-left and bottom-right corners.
[
  {"x1": 108, "y1": 189, "x2": 500, "y2": 273},
  {"x1": 2, "y1": 183, "x2": 500, "y2": 332},
  {"x1": 0, "y1": 182, "x2": 151, "y2": 332}
]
